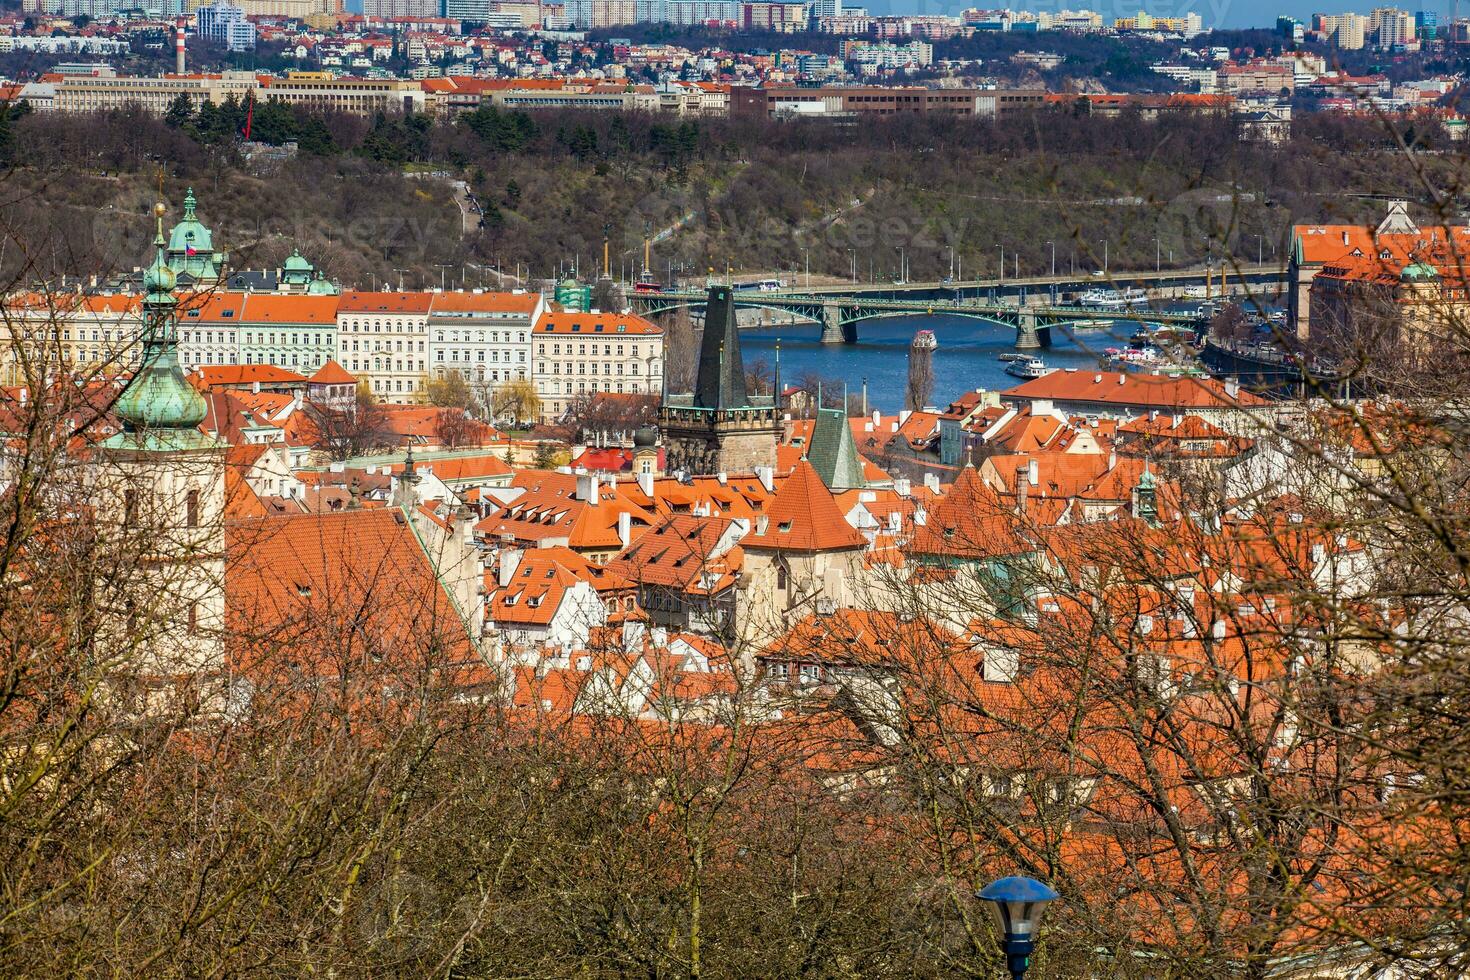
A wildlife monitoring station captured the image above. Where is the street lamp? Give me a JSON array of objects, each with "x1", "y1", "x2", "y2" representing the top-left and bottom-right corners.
[
  {"x1": 801, "y1": 246, "x2": 810, "y2": 289},
  {"x1": 1153, "y1": 236, "x2": 1160, "y2": 272},
  {"x1": 978, "y1": 876, "x2": 1059, "y2": 980},
  {"x1": 896, "y1": 245, "x2": 906, "y2": 284},
  {"x1": 995, "y1": 244, "x2": 1004, "y2": 283},
  {"x1": 1097, "y1": 239, "x2": 1108, "y2": 273},
  {"x1": 1045, "y1": 241, "x2": 1055, "y2": 278}
]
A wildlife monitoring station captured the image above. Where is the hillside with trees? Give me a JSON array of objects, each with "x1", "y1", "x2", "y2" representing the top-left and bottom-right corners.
[{"x1": 1, "y1": 101, "x2": 1454, "y2": 290}]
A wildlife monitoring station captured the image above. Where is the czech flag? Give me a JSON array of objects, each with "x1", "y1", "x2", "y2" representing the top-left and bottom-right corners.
[{"x1": 186, "y1": 245, "x2": 197, "y2": 256}]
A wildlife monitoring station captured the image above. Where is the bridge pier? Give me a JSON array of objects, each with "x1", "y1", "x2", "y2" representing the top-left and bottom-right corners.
[
  {"x1": 1015, "y1": 309, "x2": 1042, "y2": 350},
  {"x1": 820, "y1": 303, "x2": 845, "y2": 345}
]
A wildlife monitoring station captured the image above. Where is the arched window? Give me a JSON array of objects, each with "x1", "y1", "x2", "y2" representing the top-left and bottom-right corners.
[{"x1": 185, "y1": 488, "x2": 199, "y2": 528}]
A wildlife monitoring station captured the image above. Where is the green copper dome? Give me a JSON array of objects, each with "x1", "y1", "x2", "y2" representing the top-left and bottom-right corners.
[
  {"x1": 1401, "y1": 261, "x2": 1439, "y2": 281},
  {"x1": 105, "y1": 204, "x2": 216, "y2": 453},
  {"x1": 283, "y1": 249, "x2": 313, "y2": 273},
  {"x1": 306, "y1": 270, "x2": 338, "y2": 295},
  {"x1": 166, "y1": 188, "x2": 215, "y2": 255}
]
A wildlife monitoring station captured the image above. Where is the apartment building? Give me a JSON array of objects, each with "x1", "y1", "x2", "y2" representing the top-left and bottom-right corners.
[
  {"x1": 0, "y1": 292, "x2": 141, "y2": 382},
  {"x1": 178, "y1": 291, "x2": 247, "y2": 370},
  {"x1": 532, "y1": 310, "x2": 663, "y2": 421},
  {"x1": 1315, "y1": 12, "x2": 1368, "y2": 49},
  {"x1": 237, "y1": 294, "x2": 338, "y2": 374},
  {"x1": 428, "y1": 290, "x2": 542, "y2": 390},
  {"x1": 730, "y1": 85, "x2": 1044, "y2": 118},
  {"x1": 337, "y1": 291, "x2": 433, "y2": 403}
]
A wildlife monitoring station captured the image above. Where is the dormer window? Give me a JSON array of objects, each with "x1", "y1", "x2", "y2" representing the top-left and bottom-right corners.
[{"x1": 778, "y1": 521, "x2": 792, "y2": 532}]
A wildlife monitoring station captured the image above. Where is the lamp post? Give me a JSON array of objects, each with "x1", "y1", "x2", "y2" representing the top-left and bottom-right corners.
[
  {"x1": 978, "y1": 876, "x2": 1059, "y2": 980},
  {"x1": 995, "y1": 244, "x2": 1004, "y2": 283},
  {"x1": 1045, "y1": 240, "x2": 1055, "y2": 278},
  {"x1": 1097, "y1": 239, "x2": 1108, "y2": 273},
  {"x1": 1153, "y1": 236, "x2": 1160, "y2": 272}
]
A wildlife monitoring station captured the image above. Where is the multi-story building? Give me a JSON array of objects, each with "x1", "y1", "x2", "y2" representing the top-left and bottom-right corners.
[
  {"x1": 1315, "y1": 12, "x2": 1368, "y2": 49},
  {"x1": 533, "y1": 309, "x2": 663, "y2": 421},
  {"x1": 1, "y1": 292, "x2": 141, "y2": 382},
  {"x1": 336, "y1": 291, "x2": 433, "y2": 403},
  {"x1": 730, "y1": 85, "x2": 1043, "y2": 118},
  {"x1": 429, "y1": 290, "x2": 542, "y2": 391},
  {"x1": 1370, "y1": 7, "x2": 1416, "y2": 48},
  {"x1": 197, "y1": 0, "x2": 257, "y2": 51},
  {"x1": 178, "y1": 291, "x2": 246, "y2": 370},
  {"x1": 741, "y1": 1, "x2": 806, "y2": 30},
  {"x1": 237, "y1": 294, "x2": 338, "y2": 374},
  {"x1": 362, "y1": 0, "x2": 439, "y2": 14},
  {"x1": 844, "y1": 39, "x2": 933, "y2": 71},
  {"x1": 1219, "y1": 62, "x2": 1295, "y2": 96},
  {"x1": 563, "y1": 0, "x2": 637, "y2": 26},
  {"x1": 51, "y1": 70, "x2": 420, "y2": 117}
]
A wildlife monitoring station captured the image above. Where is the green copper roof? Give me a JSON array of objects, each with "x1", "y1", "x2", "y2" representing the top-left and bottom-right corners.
[
  {"x1": 306, "y1": 270, "x2": 338, "y2": 295},
  {"x1": 807, "y1": 405, "x2": 867, "y2": 491},
  {"x1": 108, "y1": 207, "x2": 215, "y2": 451},
  {"x1": 166, "y1": 187, "x2": 215, "y2": 255},
  {"x1": 283, "y1": 249, "x2": 313, "y2": 273},
  {"x1": 1401, "y1": 261, "x2": 1439, "y2": 281}
]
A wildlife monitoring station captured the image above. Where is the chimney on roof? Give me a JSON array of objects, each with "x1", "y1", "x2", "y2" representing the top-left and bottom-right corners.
[
  {"x1": 1118, "y1": 374, "x2": 1126, "y2": 385},
  {"x1": 716, "y1": 471, "x2": 727, "y2": 485},
  {"x1": 499, "y1": 548, "x2": 522, "y2": 588},
  {"x1": 1015, "y1": 466, "x2": 1028, "y2": 515},
  {"x1": 617, "y1": 511, "x2": 631, "y2": 549},
  {"x1": 755, "y1": 465, "x2": 774, "y2": 493},
  {"x1": 894, "y1": 477, "x2": 911, "y2": 497},
  {"x1": 252, "y1": 380, "x2": 261, "y2": 393},
  {"x1": 756, "y1": 514, "x2": 769, "y2": 535},
  {"x1": 575, "y1": 472, "x2": 598, "y2": 503},
  {"x1": 924, "y1": 472, "x2": 940, "y2": 493},
  {"x1": 1225, "y1": 379, "x2": 1239, "y2": 399},
  {"x1": 637, "y1": 470, "x2": 654, "y2": 497},
  {"x1": 1342, "y1": 230, "x2": 1349, "y2": 245},
  {"x1": 899, "y1": 409, "x2": 912, "y2": 427}
]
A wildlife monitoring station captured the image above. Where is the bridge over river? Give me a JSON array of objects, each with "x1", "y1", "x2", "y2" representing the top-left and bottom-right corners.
[{"x1": 631, "y1": 288, "x2": 1204, "y2": 348}]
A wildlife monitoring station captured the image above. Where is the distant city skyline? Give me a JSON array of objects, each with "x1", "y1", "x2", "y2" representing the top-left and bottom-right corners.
[{"x1": 856, "y1": 0, "x2": 1443, "y2": 32}]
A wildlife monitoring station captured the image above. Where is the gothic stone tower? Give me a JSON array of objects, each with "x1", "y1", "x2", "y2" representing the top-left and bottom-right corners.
[{"x1": 658, "y1": 286, "x2": 780, "y2": 476}]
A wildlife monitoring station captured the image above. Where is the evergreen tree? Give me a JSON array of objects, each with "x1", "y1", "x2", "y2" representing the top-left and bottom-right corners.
[{"x1": 163, "y1": 93, "x2": 193, "y2": 129}]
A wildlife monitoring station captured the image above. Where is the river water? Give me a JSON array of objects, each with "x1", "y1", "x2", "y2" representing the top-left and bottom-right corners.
[{"x1": 742, "y1": 313, "x2": 1142, "y2": 413}]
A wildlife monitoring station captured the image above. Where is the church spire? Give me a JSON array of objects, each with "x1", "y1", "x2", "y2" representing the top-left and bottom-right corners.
[{"x1": 106, "y1": 201, "x2": 212, "y2": 452}]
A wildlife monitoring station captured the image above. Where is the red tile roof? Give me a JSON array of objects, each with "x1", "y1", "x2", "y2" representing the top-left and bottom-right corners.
[
  {"x1": 224, "y1": 509, "x2": 476, "y2": 674},
  {"x1": 1003, "y1": 370, "x2": 1265, "y2": 410},
  {"x1": 336, "y1": 290, "x2": 433, "y2": 314},
  {"x1": 429, "y1": 291, "x2": 540, "y2": 315},
  {"x1": 742, "y1": 460, "x2": 866, "y2": 552},
  {"x1": 309, "y1": 359, "x2": 357, "y2": 385},
  {"x1": 189, "y1": 364, "x2": 307, "y2": 390},
  {"x1": 239, "y1": 294, "x2": 339, "y2": 325},
  {"x1": 535, "y1": 310, "x2": 661, "y2": 335}
]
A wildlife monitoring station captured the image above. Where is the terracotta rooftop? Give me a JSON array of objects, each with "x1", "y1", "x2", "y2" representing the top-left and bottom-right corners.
[{"x1": 742, "y1": 460, "x2": 866, "y2": 553}]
